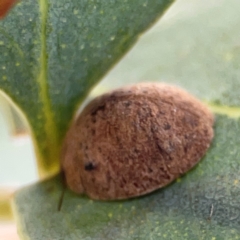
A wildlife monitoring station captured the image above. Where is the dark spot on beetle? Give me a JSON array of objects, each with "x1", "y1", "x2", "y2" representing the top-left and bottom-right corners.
[
  {"x1": 184, "y1": 146, "x2": 188, "y2": 153},
  {"x1": 164, "y1": 123, "x2": 171, "y2": 130},
  {"x1": 134, "y1": 182, "x2": 139, "y2": 188},
  {"x1": 143, "y1": 90, "x2": 148, "y2": 94},
  {"x1": 148, "y1": 167, "x2": 153, "y2": 173},
  {"x1": 92, "y1": 117, "x2": 96, "y2": 123},
  {"x1": 134, "y1": 148, "x2": 140, "y2": 154},
  {"x1": 159, "y1": 111, "x2": 165, "y2": 115},
  {"x1": 84, "y1": 162, "x2": 96, "y2": 171},
  {"x1": 123, "y1": 101, "x2": 131, "y2": 107},
  {"x1": 122, "y1": 177, "x2": 127, "y2": 184},
  {"x1": 91, "y1": 104, "x2": 105, "y2": 116}
]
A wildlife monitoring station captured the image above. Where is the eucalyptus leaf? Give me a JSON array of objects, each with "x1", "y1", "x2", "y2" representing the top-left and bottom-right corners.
[
  {"x1": 11, "y1": 0, "x2": 240, "y2": 239},
  {"x1": 12, "y1": 115, "x2": 240, "y2": 240},
  {"x1": 98, "y1": 0, "x2": 240, "y2": 107},
  {"x1": 0, "y1": 0, "x2": 174, "y2": 176}
]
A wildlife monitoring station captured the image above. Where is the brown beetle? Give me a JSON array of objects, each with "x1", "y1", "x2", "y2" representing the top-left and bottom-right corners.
[{"x1": 62, "y1": 83, "x2": 214, "y2": 200}]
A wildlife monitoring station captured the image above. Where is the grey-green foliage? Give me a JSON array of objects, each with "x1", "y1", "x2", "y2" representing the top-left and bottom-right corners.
[
  {"x1": 10, "y1": 0, "x2": 240, "y2": 239},
  {"x1": 99, "y1": 0, "x2": 240, "y2": 107},
  {"x1": 13, "y1": 115, "x2": 240, "y2": 239},
  {"x1": 0, "y1": 0, "x2": 174, "y2": 175}
]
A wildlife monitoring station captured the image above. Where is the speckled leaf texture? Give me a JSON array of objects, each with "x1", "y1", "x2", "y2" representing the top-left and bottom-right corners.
[
  {"x1": 13, "y1": 116, "x2": 240, "y2": 239},
  {"x1": 11, "y1": 0, "x2": 240, "y2": 239},
  {"x1": 0, "y1": 0, "x2": 174, "y2": 176}
]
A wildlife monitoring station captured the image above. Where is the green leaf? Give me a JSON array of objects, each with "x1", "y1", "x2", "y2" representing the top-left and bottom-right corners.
[
  {"x1": 0, "y1": 0, "x2": 174, "y2": 176},
  {"x1": 98, "y1": 0, "x2": 240, "y2": 107},
  {"x1": 12, "y1": 115, "x2": 240, "y2": 239},
  {"x1": 12, "y1": 0, "x2": 240, "y2": 239}
]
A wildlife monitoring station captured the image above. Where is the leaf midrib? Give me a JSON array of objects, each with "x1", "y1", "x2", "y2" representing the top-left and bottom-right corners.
[
  {"x1": 37, "y1": 0, "x2": 59, "y2": 174},
  {"x1": 205, "y1": 102, "x2": 240, "y2": 119}
]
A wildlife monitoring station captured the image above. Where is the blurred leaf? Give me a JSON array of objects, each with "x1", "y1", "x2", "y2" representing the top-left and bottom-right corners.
[
  {"x1": 0, "y1": 0, "x2": 174, "y2": 176},
  {"x1": 99, "y1": 0, "x2": 240, "y2": 107}
]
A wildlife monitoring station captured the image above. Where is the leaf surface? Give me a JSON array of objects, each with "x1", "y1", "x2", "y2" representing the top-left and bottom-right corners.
[
  {"x1": 98, "y1": 0, "x2": 240, "y2": 107},
  {"x1": 13, "y1": 115, "x2": 240, "y2": 239},
  {"x1": 0, "y1": 0, "x2": 173, "y2": 176},
  {"x1": 12, "y1": 0, "x2": 240, "y2": 239}
]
